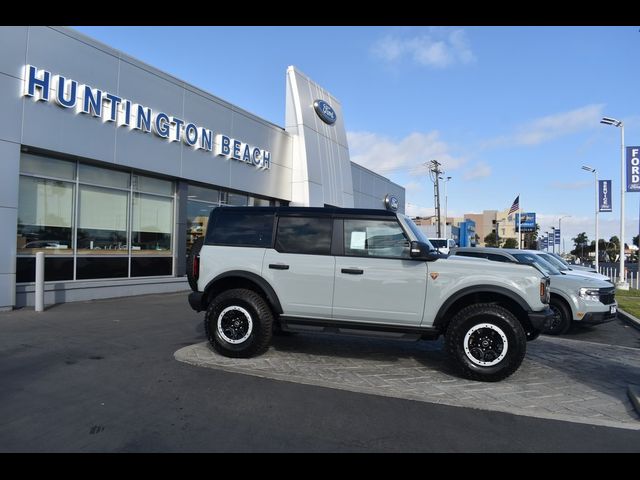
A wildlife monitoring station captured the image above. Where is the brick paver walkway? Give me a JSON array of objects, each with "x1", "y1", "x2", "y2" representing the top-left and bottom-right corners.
[{"x1": 175, "y1": 333, "x2": 640, "y2": 430}]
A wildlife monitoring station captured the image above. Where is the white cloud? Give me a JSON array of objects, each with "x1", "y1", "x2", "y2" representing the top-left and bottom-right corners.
[
  {"x1": 347, "y1": 130, "x2": 465, "y2": 177},
  {"x1": 463, "y1": 161, "x2": 491, "y2": 180},
  {"x1": 482, "y1": 104, "x2": 606, "y2": 149},
  {"x1": 372, "y1": 29, "x2": 475, "y2": 68}
]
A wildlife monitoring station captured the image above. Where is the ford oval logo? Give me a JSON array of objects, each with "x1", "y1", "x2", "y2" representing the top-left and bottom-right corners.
[
  {"x1": 313, "y1": 100, "x2": 337, "y2": 125},
  {"x1": 384, "y1": 194, "x2": 399, "y2": 212}
]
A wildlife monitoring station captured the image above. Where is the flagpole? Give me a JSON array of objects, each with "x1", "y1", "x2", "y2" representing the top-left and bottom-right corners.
[{"x1": 518, "y1": 194, "x2": 522, "y2": 249}]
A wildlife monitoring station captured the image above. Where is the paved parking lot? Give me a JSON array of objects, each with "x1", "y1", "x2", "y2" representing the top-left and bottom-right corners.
[
  {"x1": 177, "y1": 331, "x2": 640, "y2": 430},
  {"x1": 2, "y1": 292, "x2": 639, "y2": 451}
]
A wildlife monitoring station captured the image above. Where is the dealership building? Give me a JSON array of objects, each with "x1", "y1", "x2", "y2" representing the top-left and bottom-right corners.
[{"x1": 0, "y1": 26, "x2": 405, "y2": 310}]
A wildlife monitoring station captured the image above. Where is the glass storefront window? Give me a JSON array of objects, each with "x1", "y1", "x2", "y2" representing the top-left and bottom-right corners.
[
  {"x1": 17, "y1": 176, "x2": 74, "y2": 255},
  {"x1": 131, "y1": 193, "x2": 173, "y2": 254},
  {"x1": 187, "y1": 201, "x2": 217, "y2": 254},
  {"x1": 223, "y1": 191, "x2": 248, "y2": 206},
  {"x1": 188, "y1": 184, "x2": 219, "y2": 204},
  {"x1": 77, "y1": 185, "x2": 128, "y2": 253},
  {"x1": 186, "y1": 184, "x2": 221, "y2": 255},
  {"x1": 133, "y1": 174, "x2": 173, "y2": 195},
  {"x1": 20, "y1": 154, "x2": 76, "y2": 180},
  {"x1": 79, "y1": 163, "x2": 130, "y2": 188},
  {"x1": 249, "y1": 196, "x2": 272, "y2": 206},
  {"x1": 15, "y1": 153, "x2": 289, "y2": 282}
]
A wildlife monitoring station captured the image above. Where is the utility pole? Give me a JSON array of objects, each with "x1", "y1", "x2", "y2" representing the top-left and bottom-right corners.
[{"x1": 427, "y1": 160, "x2": 442, "y2": 238}]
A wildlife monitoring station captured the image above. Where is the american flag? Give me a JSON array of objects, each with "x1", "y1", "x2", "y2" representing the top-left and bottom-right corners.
[{"x1": 508, "y1": 195, "x2": 519, "y2": 215}]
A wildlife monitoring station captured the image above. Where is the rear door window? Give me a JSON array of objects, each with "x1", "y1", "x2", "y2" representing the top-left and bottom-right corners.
[{"x1": 275, "y1": 216, "x2": 332, "y2": 255}]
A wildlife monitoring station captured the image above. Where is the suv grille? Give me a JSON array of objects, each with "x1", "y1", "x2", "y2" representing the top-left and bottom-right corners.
[{"x1": 599, "y1": 287, "x2": 615, "y2": 305}]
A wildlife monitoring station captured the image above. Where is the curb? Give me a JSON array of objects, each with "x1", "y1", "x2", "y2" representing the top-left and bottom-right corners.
[
  {"x1": 628, "y1": 386, "x2": 640, "y2": 418},
  {"x1": 617, "y1": 309, "x2": 640, "y2": 418},
  {"x1": 617, "y1": 308, "x2": 640, "y2": 331}
]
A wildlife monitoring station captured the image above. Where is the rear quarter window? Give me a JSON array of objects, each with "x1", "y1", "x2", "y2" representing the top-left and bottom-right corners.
[{"x1": 207, "y1": 212, "x2": 274, "y2": 247}]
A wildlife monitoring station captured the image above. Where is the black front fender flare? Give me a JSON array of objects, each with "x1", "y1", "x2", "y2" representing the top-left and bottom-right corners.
[{"x1": 433, "y1": 285, "x2": 531, "y2": 329}]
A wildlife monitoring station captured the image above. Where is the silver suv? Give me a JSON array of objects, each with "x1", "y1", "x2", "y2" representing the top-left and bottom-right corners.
[
  {"x1": 187, "y1": 207, "x2": 553, "y2": 382},
  {"x1": 449, "y1": 247, "x2": 617, "y2": 335}
]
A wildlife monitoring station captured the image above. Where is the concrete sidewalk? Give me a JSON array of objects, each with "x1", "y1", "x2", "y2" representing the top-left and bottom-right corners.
[{"x1": 177, "y1": 331, "x2": 640, "y2": 430}]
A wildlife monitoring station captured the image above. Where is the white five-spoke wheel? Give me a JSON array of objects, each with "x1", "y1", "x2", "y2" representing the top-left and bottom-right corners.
[
  {"x1": 217, "y1": 306, "x2": 253, "y2": 344},
  {"x1": 463, "y1": 323, "x2": 508, "y2": 367}
]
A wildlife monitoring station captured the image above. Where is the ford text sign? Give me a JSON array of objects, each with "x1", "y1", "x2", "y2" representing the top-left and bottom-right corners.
[
  {"x1": 22, "y1": 65, "x2": 271, "y2": 170},
  {"x1": 626, "y1": 147, "x2": 640, "y2": 192},
  {"x1": 313, "y1": 100, "x2": 337, "y2": 125}
]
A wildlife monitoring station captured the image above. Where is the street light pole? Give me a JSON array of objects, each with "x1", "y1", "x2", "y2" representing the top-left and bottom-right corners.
[
  {"x1": 601, "y1": 116, "x2": 628, "y2": 289},
  {"x1": 582, "y1": 165, "x2": 598, "y2": 270},
  {"x1": 444, "y1": 176, "x2": 451, "y2": 239},
  {"x1": 428, "y1": 160, "x2": 442, "y2": 238}
]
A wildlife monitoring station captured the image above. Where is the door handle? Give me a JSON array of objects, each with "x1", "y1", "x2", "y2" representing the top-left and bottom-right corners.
[
  {"x1": 341, "y1": 268, "x2": 363, "y2": 275},
  {"x1": 269, "y1": 264, "x2": 289, "y2": 270}
]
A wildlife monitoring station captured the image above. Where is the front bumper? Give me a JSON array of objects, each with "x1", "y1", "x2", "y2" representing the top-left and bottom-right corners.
[
  {"x1": 528, "y1": 307, "x2": 554, "y2": 331},
  {"x1": 579, "y1": 309, "x2": 617, "y2": 325}
]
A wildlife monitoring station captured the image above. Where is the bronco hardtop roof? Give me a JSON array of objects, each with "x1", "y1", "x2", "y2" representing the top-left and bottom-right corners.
[{"x1": 214, "y1": 205, "x2": 398, "y2": 217}]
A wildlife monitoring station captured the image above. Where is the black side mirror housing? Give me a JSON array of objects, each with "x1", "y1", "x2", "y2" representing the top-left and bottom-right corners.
[{"x1": 410, "y1": 241, "x2": 441, "y2": 261}]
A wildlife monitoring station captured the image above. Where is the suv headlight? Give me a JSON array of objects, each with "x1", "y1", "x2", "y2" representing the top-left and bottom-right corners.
[{"x1": 579, "y1": 288, "x2": 600, "y2": 302}]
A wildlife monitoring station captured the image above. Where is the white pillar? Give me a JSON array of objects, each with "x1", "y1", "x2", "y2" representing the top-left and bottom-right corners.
[{"x1": 35, "y1": 251, "x2": 44, "y2": 312}]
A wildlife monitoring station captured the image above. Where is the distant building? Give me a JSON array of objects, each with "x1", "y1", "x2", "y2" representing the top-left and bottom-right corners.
[
  {"x1": 458, "y1": 219, "x2": 477, "y2": 247},
  {"x1": 411, "y1": 207, "x2": 521, "y2": 248}
]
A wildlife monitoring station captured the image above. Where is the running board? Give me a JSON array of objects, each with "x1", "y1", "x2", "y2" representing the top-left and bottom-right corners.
[{"x1": 279, "y1": 316, "x2": 441, "y2": 341}]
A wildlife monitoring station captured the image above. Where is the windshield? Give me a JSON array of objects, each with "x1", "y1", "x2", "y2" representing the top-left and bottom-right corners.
[
  {"x1": 401, "y1": 215, "x2": 435, "y2": 249},
  {"x1": 429, "y1": 239, "x2": 447, "y2": 248},
  {"x1": 549, "y1": 252, "x2": 571, "y2": 267},
  {"x1": 513, "y1": 253, "x2": 562, "y2": 276},
  {"x1": 538, "y1": 252, "x2": 569, "y2": 271}
]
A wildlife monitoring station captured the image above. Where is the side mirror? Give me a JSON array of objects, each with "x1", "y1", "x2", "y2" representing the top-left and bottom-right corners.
[{"x1": 410, "y1": 241, "x2": 440, "y2": 261}]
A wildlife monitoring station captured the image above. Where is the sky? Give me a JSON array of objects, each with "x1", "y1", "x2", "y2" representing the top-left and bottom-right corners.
[{"x1": 72, "y1": 26, "x2": 640, "y2": 250}]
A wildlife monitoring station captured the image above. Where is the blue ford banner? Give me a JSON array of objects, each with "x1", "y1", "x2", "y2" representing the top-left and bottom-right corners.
[
  {"x1": 554, "y1": 229, "x2": 561, "y2": 245},
  {"x1": 598, "y1": 180, "x2": 612, "y2": 212},
  {"x1": 626, "y1": 147, "x2": 640, "y2": 192}
]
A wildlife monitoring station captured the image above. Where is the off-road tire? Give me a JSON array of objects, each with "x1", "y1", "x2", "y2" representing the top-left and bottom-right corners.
[
  {"x1": 204, "y1": 288, "x2": 273, "y2": 358},
  {"x1": 187, "y1": 237, "x2": 204, "y2": 292},
  {"x1": 545, "y1": 297, "x2": 571, "y2": 335},
  {"x1": 445, "y1": 303, "x2": 527, "y2": 382}
]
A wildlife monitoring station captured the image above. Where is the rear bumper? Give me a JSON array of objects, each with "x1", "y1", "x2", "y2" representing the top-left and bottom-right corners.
[
  {"x1": 188, "y1": 291, "x2": 207, "y2": 312},
  {"x1": 580, "y1": 309, "x2": 617, "y2": 325},
  {"x1": 528, "y1": 307, "x2": 554, "y2": 331}
]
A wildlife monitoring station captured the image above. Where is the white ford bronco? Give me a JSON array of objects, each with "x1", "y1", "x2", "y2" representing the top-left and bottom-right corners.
[{"x1": 188, "y1": 206, "x2": 552, "y2": 382}]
